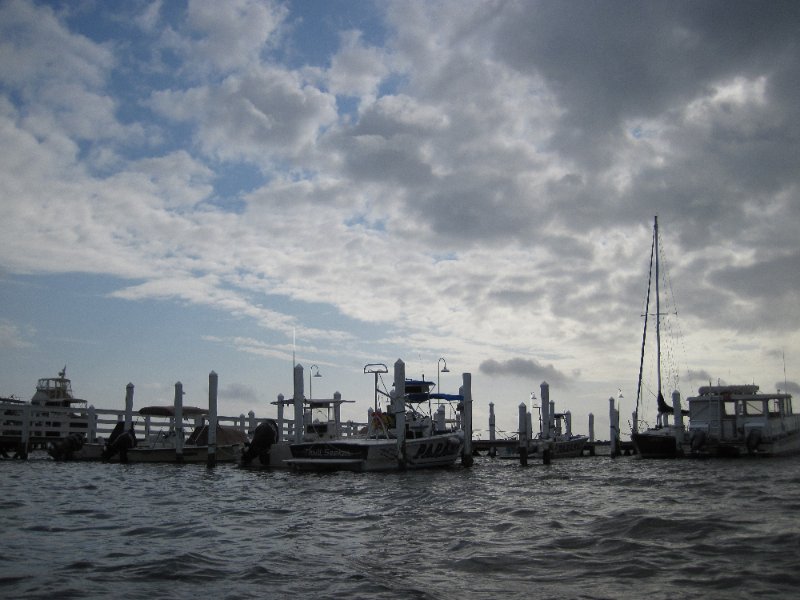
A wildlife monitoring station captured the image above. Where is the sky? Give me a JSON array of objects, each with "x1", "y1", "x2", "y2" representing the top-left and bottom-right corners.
[{"x1": 1, "y1": 0, "x2": 799, "y2": 440}]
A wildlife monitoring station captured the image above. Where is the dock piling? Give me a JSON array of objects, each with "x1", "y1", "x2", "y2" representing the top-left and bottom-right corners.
[{"x1": 207, "y1": 371, "x2": 218, "y2": 468}]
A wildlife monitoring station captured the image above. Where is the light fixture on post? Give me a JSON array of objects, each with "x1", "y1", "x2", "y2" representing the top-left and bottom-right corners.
[
  {"x1": 309, "y1": 364, "x2": 321, "y2": 401},
  {"x1": 437, "y1": 357, "x2": 449, "y2": 409}
]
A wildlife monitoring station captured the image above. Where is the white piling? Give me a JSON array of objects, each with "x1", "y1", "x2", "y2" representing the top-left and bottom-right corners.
[
  {"x1": 392, "y1": 359, "x2": 406, "y2": 468},
  {"x1": 489, "y1": 402, "x2": 496, "y2": 458},
  {"x1": 293, "y1": 365, "x2": 304, "y2": 443},
  {"x1": 609, "y1": 396, "x2": 618, "y2": 458},
  {"x1": 672, "y1": 390, "x2": 683, "y2": 431},
  {"x1": 541, "y1": 382, "x2": 550, "y2": 439},
  {"x1": 461, "y1": 373, "x2": 473, "y2": 467},
  {"x1": 88, "y1": 405, "x2": 97, "y2": 443},
  {"x1": 333, "y1": 391, "x2": 342, "y2": 437},
  {"x1": 276, "y1": 394, "x2": 285, "y2": 441},
  {"x1": 435, "y1": 405, "x2": 446, "y2": 433},
  {"x1": 565, "y1": 410, "x2": 572, "y2": 436},
  {"x1": 174, "y1": 382, "x2": 184, "y2": 462},
  {"x1": 518, "y1": 402, "x2": 528, "y2": 466},
  {"x1": 124, "y1": 383, "x2": 134, "y2": 431},
  {"x1": 207, "y1": 371, "x2": 218, "y2": 468}
]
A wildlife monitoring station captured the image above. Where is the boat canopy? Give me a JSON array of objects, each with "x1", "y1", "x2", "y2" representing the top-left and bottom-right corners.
[{"x1": 138, "y1": 405, "x2": 208, "y2": 417}]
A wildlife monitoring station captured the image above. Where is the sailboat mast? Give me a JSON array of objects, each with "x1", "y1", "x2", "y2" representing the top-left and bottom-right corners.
[
  {"x1": 655, "y1": 215, "x2": 662, "y2": 402},
  {"x1": 635, "y1": 219, "x2": 656, "y2": 418}
]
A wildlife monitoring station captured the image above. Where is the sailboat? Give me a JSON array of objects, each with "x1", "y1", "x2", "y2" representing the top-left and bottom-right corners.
[{"x1": 631, "y1": 216, "x2": 688, "y2": 458}]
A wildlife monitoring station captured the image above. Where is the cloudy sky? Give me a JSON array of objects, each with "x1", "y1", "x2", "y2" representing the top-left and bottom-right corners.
[{"x1": 1, "y1": 0, "x2": 798, "y2": 438}]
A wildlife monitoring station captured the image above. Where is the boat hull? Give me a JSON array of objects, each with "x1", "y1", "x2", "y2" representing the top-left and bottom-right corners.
[
  {"x1": 287, "y1": 432, "x2": 464, "y2": 472},
  {"x1": 632, "y1": 429, "x2": 684, "y2": 458},
  {"x1": 68, "y1": 443, "x2": 243, "y2": 463}
]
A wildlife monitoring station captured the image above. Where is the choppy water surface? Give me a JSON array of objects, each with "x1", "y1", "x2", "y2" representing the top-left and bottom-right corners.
[{"x1": 2, "y1": 455, "x2": 799, "y2": 599}]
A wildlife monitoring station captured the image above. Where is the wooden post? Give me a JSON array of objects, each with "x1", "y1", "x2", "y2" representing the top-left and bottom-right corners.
[
  {"x1": 174, "y1": 382, "x2": 184, "y2": 463},
  {"x1": 518, "y1": 402, "x2": 528, "y2": 466},
  {"x1": 248, "y1": 411, "x2": 256, "y2": 436},
  {"x1": 207, "y1": 371, "x2": 218, "y2": 468},
  {"x1": 276, "y1": 394, "x2": 285, "y2": 441},
  {"x1": 488, "y1": 402, "x2": 496, "y2": 458},
  {"x1": 88, "y1": 405, "x2": 97, "y2": 443},
  {"x1": 334, "y1": 392, "x2": 342, "y2": 438},
  {"x1": 293, "y1": 365, "x2": 304, "y2": 443},
  {"x1": 392, "y1": 359, "x2": 406, "y2": 468},
  {"x1": 19, "y1": 403, "x2": 31, "y2": 460},
  {"x1": 461, "y1": 373, "x2": 473, "y2": 467},
  {"x1": 609, "y1": 397, "x2": 618, "y2": 458},
  {"x1": 541, "y1": 381, "x2": 550, "y2": 439},
  {"x1": 588, "y1": 413, "x2": 595, "y2": 456},
  {"x1": 125, "y1": 383, "x2": 134, "y2": 431}
]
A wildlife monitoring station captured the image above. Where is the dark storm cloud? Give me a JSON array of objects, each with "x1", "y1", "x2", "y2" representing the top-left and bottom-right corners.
[{"x1": 492, "y1": 1, "x2": 800, "y2": 168}]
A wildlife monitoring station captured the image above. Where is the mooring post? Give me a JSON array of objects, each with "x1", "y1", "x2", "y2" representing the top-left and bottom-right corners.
[
  {"x1": 461, "y1": 373, "x2": 473, "y2": 467},
  {"x1": 541, "y1": 382, "x2": 550, "y2": 439},
  {"x1": 435, "y1": 405, "x2": 446, "y2": 433},
  {"x1": 588, "y1": 413, "x2": 595, "y2": 456},
  {"x1": 542, "y1": 440, "x2": 552, "y2": 465},
  {"x1": 518, "y1": 402, "x2": 528, "y2": 466},
  {"x1": 125, "y1": 383, "x2": 134, "y2": 431},
  {"x1": 392, "y1": 359, "x2": 406, "y2": 468},
  {"x1": 87, "y1": 405, "x2": 97, "y2": 443},
  {"x1": 489, "y1": 402, "x2": 496, "y2": 458},
  {"x1": 293, "y1": 365, "x2": 304, "y2": 443},
  {"x1": 174, "y1": 382, "x2": 184, "y2": 463},
  {"x1": 333, "y1": 392, "x2": 342, "y2": 438},
  {"x1": 276, "y1": 394, "x2": 285, "y2": 441},
  {"x1": 631, "y1": 409, "x2": 638, "y2": 435},
  {"x1": 207, "y1": 371, "x2": 218, "y2": 468},
  {"x1": 248, "y1": 410, "x2": 256, "y2": 436},
  {"x1": 19, "y1": 403, "x2": 31, "y2": 460},
  {"x1": 609, "y1": 397, "x2": 618, "y2": 458}
]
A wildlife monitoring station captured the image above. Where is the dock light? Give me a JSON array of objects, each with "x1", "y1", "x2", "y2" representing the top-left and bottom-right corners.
[{"x1": 309, "y1": 365, "x2": 321, "y2": 400}]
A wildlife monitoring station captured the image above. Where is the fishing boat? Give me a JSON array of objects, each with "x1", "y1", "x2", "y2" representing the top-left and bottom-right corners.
[
  {"x1": 684, "y1": 385, "x2": 800, "y2": 457},
  {"x1": 121, "y1": 405, "x2": 248, "y2": 463},
  {"x1": 285, "y1": 360, "x2": 468, "y2": 472},
  {"x1": 630, "y1": 217, "x2": 689, "y2": 458}
]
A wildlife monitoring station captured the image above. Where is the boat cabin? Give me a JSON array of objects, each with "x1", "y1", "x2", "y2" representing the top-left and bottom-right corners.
[
  {"x1": 688, "y1": 385, "x2": 794, "y2": 442},
  {"x1": 30, "y1": 368, "x2": 86, "y2": 408}
]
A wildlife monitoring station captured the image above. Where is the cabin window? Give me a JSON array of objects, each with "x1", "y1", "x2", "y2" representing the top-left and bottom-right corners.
[{"x1": 745, "y1": 400, "x2": 764, "y2": 416}]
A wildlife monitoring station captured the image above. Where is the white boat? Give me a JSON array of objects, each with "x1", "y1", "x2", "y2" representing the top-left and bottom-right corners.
[
  {"x1": 630, "y1": 217, "x2": 689, "y2": 458},
  {"x1": 0, "y1": 367, "x2": 88, "y2": 458},
  {"x1": 285, "y1": 361, "x2": 468, "y2": 472},
  {"x1": 684, "y1": 385, "x2": 800, "y2": 457},
  {"x1": 68, "y1": 405, "x2": 248, "y2": 463}
]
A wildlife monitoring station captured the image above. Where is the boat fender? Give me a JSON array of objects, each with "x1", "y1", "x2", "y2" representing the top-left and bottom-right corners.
[
  {"x1": 746, "y1": 429, "x2": 762, "y2": 455},
  {"x1": 241, "y1": 419, "x2": 279, "y2": 465},
  {"x1": 690, "y1": 430, "x2": 706, "y2": 452}
]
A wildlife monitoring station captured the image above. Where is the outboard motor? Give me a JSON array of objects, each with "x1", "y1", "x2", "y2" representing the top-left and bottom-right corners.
[
  {"x1": 241, "y1": 419, "x2": 279, "y2": 466},
  {"x1": 48, "y1": 433, "x2": 86, "y2": 461},
  {"x1": 102, "y1": 421, "x2": 137, "y2": 462}
]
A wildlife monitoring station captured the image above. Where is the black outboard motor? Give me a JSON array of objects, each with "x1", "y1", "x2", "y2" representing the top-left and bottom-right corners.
[
  {"x1": 241, "y1": 419, "x2": 279, "y2": 466},
  {"x1": 102, "y1": 421, "x2": 137, "y2": 463},
  {"x1": 48, "y1": 433, "x2": 86, "y2": 461}
]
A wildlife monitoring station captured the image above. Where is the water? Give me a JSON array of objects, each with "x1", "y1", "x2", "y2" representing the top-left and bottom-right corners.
[{"x1": 2, "y1": 455, "x2": 799, "y2": 599}]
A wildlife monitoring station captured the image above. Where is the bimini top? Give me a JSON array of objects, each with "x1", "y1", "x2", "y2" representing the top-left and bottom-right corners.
[
  {"x1": 138, "y1": 405, "x2": 209, "y2": 417},
  {"x1": 402, "y1": 379, "x2": 463, "y2": 403}
]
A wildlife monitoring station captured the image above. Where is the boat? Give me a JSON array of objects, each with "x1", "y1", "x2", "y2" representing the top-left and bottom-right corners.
[
  {"x1": 285, "y1": 361, "x2": 468, "y2": 472},
  {"x1": 1, "y1": 367, "x2": 88, "y2": 458},
  {"x1": 121, "y1": 405, "x2": 248, "y2": 463},
  {"x1": 67, "y1": 405, "x2": 249, "y2": 463},
  {"x1": 684, "y1": 384, "x2": 800, "y2": 457},
  {"x1": 630, "y1": 217, "x2": 689, "y2": 458},
  {"x1": 498, "y1": 384, "x2": 588, "y2": 460}
]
